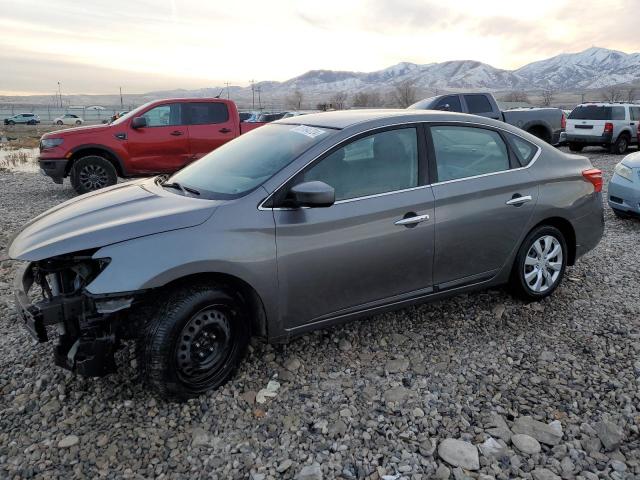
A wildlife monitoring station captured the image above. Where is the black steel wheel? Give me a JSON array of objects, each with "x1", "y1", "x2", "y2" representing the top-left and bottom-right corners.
[{"x1": 138, "y1": 283, "x2": 250, "y2": 400}]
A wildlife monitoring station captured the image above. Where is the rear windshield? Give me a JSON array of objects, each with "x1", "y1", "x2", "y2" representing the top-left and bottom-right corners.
[
  {"x1": 569, "y1": 106, "x2": 625, "y2": 121},
  {"x1": 169, "y1": 124, "x2": 334, "y2": 199}
]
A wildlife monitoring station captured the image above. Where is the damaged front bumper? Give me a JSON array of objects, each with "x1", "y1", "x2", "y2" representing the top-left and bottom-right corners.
[{"x1": 13, "y1": 262, "x2": 137, "y2": 377}]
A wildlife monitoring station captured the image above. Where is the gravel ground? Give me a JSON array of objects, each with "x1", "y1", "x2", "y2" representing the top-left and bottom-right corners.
[{"x1": 0, "y1": 148, "x2": 639, "y2": 480}]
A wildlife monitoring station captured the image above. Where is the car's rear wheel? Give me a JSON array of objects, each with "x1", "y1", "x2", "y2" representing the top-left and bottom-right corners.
[
  {"x1": 610, "y1": 134, "x2": 629, "y2": 155},
  {"x1": 138, "y1": 283, "x2": 250, "y2": 400},
  {"x1": 510, "y1": 225, "x2": 567, "y2": 301},
  {"x1": 568, "y1": 142, "x2": 583, "y2": 152},
  {"x1": 7, "y1": 120, "x2": 15, "y2": 125},
  {"x1": 70, "y1": 155, "x2": 118, "y2": 194},
  {"x1": 56, "y1": 120, "x2": 63, "y2": 125}
]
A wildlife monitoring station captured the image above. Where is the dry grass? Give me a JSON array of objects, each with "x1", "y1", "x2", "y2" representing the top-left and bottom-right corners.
[{"x1": 0, "y1": 149, "x2": 37, "y2": 168}]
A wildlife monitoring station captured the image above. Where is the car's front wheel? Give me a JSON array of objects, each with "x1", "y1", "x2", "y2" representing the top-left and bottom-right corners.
[
  {"x1": 7, "y1": 120, "x2": 15, "y2": 125},
  {"x1": 511, "y1": 225, "x2": 567, "y2": 301},
  {"x1": 70, "y1": 156, "x2": 117, "y2": 194},
  {"x1": 75, "y1": 120, "x2": 82, "y2": 125},
  {"x1": 56, "y1": 120, "x2": 63, "y2": 125},
  {"x1": 138, "y1": 283, "x2": 250, "y2": 400}
]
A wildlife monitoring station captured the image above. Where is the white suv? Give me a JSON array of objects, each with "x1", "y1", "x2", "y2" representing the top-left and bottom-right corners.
[{"x1": 566, "y1": 103, "x2": 640, "y2": 154}]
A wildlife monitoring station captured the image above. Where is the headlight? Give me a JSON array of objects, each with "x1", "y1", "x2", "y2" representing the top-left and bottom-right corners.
[
  {"x1": 40, "y1": 138, "x2": 64, "y2": 149},
  {"x1": 614, "y1": 163, "x2": 634, "y2": 182}
]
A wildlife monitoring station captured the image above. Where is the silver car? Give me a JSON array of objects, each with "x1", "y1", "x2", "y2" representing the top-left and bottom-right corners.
[
  {"x1": 9, "y1": 110, "x2": 604, "y2": 399},
  {"x1": 608, "y1": 151, "x2": 640, "y2": 218},
  {"x1": 566, "y1": 103, "x2": 640, "y2": 154}
]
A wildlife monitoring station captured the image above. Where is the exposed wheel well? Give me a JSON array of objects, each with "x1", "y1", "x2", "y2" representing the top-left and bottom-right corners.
[
  {"x1": 67, "y1": 148, "x2": 124, "y2": 177},
  {"x1": 526, "y1": 125, "x2": 552, "y2": 143},
  {"x1": 149, "y1": 273, "x2": 269, "y2": 338},
  {"x1": 530, "y1": 217, "x2": 576, "y2": 265}
]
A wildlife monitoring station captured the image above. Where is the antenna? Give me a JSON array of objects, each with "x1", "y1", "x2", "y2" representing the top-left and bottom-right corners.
[{"x1": 214, "y1": 88, "x2": 224, "y2": 99}]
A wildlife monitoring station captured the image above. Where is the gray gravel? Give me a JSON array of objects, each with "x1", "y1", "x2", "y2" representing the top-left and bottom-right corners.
[{"x1": 1, "y1": 147, "x2": 639, "y2": 479}]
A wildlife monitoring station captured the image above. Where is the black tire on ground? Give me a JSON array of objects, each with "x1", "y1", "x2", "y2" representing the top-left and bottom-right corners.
[
  {"x1": 137, "y1": 283, "x2": 250, "y2": 401},
  {"x1": 610, "y1": 134, "x2": 629, "y2": 155},
  {"x1": 7, "y1": 120, "x2": 15, "y2": 125},
  {"x1": 568, "y1": 142, "x2": 584, "y2": 152},
  {"x1": 56, "y1": 120, "x2": 63, "y2": 125},
  {"x1": 70, "y1": 155, "x2": 118, "y2": 194},
  {"x1": 612, "y1": 208, "x2": 629, "y2": 219},
  {"x1": 527, "y1": 127, "x2": 551, "y2": 143},
  {"x1": 510, "y1": 225, "x2": 568, "y2": 301},
  {"x1": 75, "y1": 120, "x2": 82, "y2": 125}
]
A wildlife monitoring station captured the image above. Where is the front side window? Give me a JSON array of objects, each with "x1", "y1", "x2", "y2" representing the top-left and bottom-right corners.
[
  {"x1": 631, "y1": 107, "x2": 640, "y2": 121},
  {"x1": 169, "y1": 124, "x2": 333, "y2": 198},
  {"x1": 304, "y1": 127, "x2": 418, "y2": 201},
  {"x1": 611, "y1": 107, "x2": 625, "y2": 120},
  {"x1": 435, "y1": 95, "x2": 462, "y2": 112},
  {"x1": 431, "y1": 126, "x2": 510, "y2": 182},
  {"x1": 187, "y1": 102, "x2": 229, "y2": 125},
  {"x1": 141, "y1": 104, "x2": 182, "y2": 127},
  {"x1": 464, "y1": 95, "x2": 493, "y2": 114}
]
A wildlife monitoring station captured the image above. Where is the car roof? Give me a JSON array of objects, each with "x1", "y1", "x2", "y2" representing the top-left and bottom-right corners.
[{"x1": 273, "y1": 109, "x2": 511, "y2": 131}]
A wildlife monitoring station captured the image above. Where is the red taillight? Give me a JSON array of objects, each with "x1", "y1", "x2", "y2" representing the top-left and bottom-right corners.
[
  {"x1": 604, "y1": 122, "x2": 614, "y2": 134},
  {"x1": 583, "y1": 168, "x2": 603, "y2": 192},
  {"x1": 561, "y1": 113, "x2": 566, "y2": 130}
]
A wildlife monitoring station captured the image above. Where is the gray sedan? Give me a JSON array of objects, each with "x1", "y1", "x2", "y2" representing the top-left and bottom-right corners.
[{"x1": 9, "y1": 110, "x2": 604, "y2": 399}]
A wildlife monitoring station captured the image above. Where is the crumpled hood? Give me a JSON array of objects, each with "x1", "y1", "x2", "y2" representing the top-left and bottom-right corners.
[
  {"x1": 9, "y1": 179, "x2": 220, "y2": 261},
  {"x1": 622, "y1": 151, "x2": 640, "y2": 168}
]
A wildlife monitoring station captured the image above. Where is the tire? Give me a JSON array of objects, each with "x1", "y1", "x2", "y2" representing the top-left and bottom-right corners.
[
  {"x1": 610, "y1": 135, "x2": 629, "y2": 155},
  {"x1": 7, "y1": 120, "x2": 15, "y2": 125},
  {"x1": 137, "y1": 283, "x2": 250, "y2": 400},
  {"x1": 56, "y1": 120, "x2": 63, "y2": 125},
  {"x1": 70, "y1": 155, "x2": 117, "y2": 194},
  {"x1": 612, "y1": 208, "x2": 629, "y2": 219},
  {"x1": 568, "y1": 142, "x2": 583, "y2": 152},
  {"x1": 510, "y1": 225, "x2": 567, "y2": 301},
  {"x1": 75, "y1": 120, "x2": 82, "y2": 125}
]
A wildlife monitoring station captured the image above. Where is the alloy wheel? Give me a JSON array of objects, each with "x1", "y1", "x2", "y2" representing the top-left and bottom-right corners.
[
  {"x1": 175, "y1": 306, "x2": 233, "y2": 389},
  {"x1": 78, "y1": 164, "x2": 109, "y2": 191},
  {"x1": 523, "y1": 235, "x2": 563, "y2": 293}
]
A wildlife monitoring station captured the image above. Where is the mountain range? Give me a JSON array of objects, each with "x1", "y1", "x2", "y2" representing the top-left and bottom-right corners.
[{"x1": 2, "y1": 47, "x2": 639, "y2": 108}]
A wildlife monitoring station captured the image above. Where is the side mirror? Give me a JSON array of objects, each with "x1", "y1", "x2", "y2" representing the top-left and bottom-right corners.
[
  {"x1": 289, "y1": 181, "x2": 335, "y2": 208},
  {"x1": 131, "y1": 116, "x2": 147, "y2": 129}
]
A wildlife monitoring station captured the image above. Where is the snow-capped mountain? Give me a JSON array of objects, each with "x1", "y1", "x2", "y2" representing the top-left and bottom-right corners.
[
  {"x1": 249, "y1": 47, "x2": 640, "y2": 97},
  {"x1": 515, "y1": 47, "x2": 640, "y2": 90}
]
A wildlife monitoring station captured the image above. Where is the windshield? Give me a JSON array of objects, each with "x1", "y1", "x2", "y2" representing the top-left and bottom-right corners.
[
  {"x1": 110, "y1": 102, "x2": 152, "y2": 125},
  {"x1": 168, "y1": 123, "x2": 334, "y2": 199}
]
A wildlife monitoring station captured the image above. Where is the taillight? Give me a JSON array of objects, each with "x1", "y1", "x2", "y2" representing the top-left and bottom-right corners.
[
  {"x1": 582, "y1": 168, "x2": 603, "y2": 192},
  {"x1": 604, "y1": 122, "x2": 614, "y2": 134},
  {"x1": 561, "y1": 113, "x2": 566, "y2": 130}
]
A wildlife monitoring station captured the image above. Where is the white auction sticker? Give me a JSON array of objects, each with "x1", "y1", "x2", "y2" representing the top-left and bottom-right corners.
[{"x1": 290, "y1": 125, "x2": 326, "y2": 138}]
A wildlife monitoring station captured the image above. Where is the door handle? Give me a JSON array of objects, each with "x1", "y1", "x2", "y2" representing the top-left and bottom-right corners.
[
  {"x1": 170, "y1": 130, "x2": 184, "y2": 136},
  {"x1": 506, "y1": 194, "x2": 532, "y2": 206},
  {"x1": 219, "y1": 128, "x2": 232, "y2": 133},
  {"x1": 394, "y1": 214, "x2": 430, "y2": 226}
]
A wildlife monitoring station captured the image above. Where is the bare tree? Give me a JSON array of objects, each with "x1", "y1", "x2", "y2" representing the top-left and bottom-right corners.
[
  {"x1": 352, "y1": 90, "x2": 383, "y2": 108},
  {"x1": 285, "y1": 90, "x2": 304, "y2": 110},
  {"x1": 502, "y1": 90, "x2": 530, "y2": 103},
  {"x1": 392, "y1": 80, "x2": 418, "y2": 108},
  {"x1": 626, "y1": 88, "x2": 637, "y2": 103},
  {"x1": 330, "y1": 91, "x2": 348, "y2": 110},
  {"x1": 541, "y1": 88, "x2": 555, "y2": 107},
  {"x1": 602, "y1": 86, "x2": 623, "y2": 102}
]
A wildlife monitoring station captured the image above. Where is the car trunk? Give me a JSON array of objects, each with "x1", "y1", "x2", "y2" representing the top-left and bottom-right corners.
[{"x1": 567, "y1": 105, "x2": 620, "y2": 136}]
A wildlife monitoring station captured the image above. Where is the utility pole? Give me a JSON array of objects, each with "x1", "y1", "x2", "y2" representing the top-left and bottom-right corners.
[
  {"x1": 224, "y1": 82, "x2": 230, "y2": 100},
  {"x1": 250, "y1": 80, "x2": 255, "y2": 110},
  {"x1": 57, "y1": 82, "x2": 62, "y2": 108},
  {"x1": 256, "y1": 86, "x2": 262, "y2": 110},
  {"x1": 119, "y1": 87, "x2": 124, "y2": 108},
  {"x1": 581, "y1": 92, "x2": 586, "y2": 103}
]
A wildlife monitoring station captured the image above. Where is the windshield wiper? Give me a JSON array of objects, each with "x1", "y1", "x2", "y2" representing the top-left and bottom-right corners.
[{"x1": 160, "y1": 180, "x2": 200, "y2": 196}]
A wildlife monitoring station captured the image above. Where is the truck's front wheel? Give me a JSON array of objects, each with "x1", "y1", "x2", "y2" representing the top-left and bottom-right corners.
[
  {"x1": 70, "y1": 156, "x2": 117, "y2": 194},
  {"x1": 138, "y1": 283, "x2": 250, "y2": 401}
]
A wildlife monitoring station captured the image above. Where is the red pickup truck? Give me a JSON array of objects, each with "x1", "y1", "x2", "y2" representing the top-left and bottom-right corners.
[{"x1": 38, "y1": 98, "x2": 264, "y2": 194}]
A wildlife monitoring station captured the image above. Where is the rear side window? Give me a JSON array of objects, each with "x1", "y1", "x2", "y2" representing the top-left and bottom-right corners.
[
  {"x1": 506, "y1": 133, "x2": 538, "y2": 166},
  {"x1": 187, "y1": 102, "x2": 229, "y2": 125},
  {"x1": 431, "y1": 126, "x2": 510, "y2": 182},
  {"x1": 631, "y1": 107, "x2": 640, "y2": 121},
  {"x1": 434, "y1": 95, "x2": 462, "y2": 112},
  {"x1": 569, "y1": 105, "x2": 625, "y2": 121},
  {"x1": 464, "y1": 95, "x2": 493, "y2": 114}
]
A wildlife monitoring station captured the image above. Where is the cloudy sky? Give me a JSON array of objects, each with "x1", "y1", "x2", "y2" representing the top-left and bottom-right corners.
[{"x1": 0, "y1": 0, "x2": 637, "y2": 95}]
